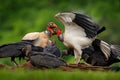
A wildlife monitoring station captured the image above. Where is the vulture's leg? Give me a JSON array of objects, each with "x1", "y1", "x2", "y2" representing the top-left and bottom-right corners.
[
  {"x1": 74, "y1": 48, "x2": 82, "y2": 64},
  {"x1": 11, "y1": 57, "x2": 18, "y2": 66}
]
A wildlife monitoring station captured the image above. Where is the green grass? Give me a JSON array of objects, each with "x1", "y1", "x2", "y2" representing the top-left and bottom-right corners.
[
  {"x1": 1, "y1": 57, "x2": 120, "y2": 80},
  {"x1": 0, "y1": 68, "x2": 120, "y2": 80},
  {"x1": 0, "y1": 56, "x2": 120, "y2": 80}
]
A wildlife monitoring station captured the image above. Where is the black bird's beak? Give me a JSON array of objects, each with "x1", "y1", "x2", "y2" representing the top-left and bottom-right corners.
[{"x1": 22, "y1": 45, "x2": 32, "y2": 56}]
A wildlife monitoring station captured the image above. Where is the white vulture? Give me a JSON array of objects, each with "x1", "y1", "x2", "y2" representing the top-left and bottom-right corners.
[
  {"x1": 22, "y1": 22, "x2": 60, "y2": 48},
  {"x1": 55, "y1": 12, "x2": 105, "y2": 64}
]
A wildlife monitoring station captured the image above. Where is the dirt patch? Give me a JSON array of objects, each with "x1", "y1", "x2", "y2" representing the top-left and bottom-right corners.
[
  {"x1": 0, "y1": 63, "x2": 12, "y2": 70},
  {"x1": 21, "y1": 62, "x2": 111, "y2": 71},
  {"x1": 57, "y1": 63, "x2": 110, "y2": 71},
  {"x1": 0, "y1": 62, "x2": 113, "y2": 71}
]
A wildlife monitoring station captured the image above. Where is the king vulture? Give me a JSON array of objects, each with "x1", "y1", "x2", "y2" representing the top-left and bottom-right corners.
[
  {"x1": 55, "y1": 12, "x2": 105, "y2": 64},
  {"x1": 22, "y1": 22, "x2": 61, "y2": 48}
]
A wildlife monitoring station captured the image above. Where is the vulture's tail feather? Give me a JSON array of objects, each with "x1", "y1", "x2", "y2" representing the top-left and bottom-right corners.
[
  {"x1": 111, "y1": 45, "x2": 120, "y2": 57},
  {"x1": 97, "y1": 26, "x2": 106, "y2": 35}
]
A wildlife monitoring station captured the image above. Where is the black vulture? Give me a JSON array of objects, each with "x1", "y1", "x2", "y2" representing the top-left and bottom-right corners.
[
  {"x1": 0, "y1": 40, "x2": 43, "y2": 65},
  {"x1": 43, "y1": 40, "x2": 61, "y2": 57},
  {"x1": 23, "y1": 45, "x2": 67, "y2": 68},
  {"x1": 62, "y1": 39, "x2": 120, "y2": 66},
  {"x1": 84, "y1": 39, "x2": 120, "y2": 66},
  {"x1": 55, "y1": 12, "x2": 105, "y2": 64}
]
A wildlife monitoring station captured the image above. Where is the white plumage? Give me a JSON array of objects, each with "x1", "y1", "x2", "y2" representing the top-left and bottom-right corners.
[
  {"x1": 22, "y1": 32, "x2": 40, "y2": 40},
  {"x1": 55, "y1": 12, "x2": 104, "y2": 63},
  {"x1": 22, "y1": 22, "x2": 60, "y2": 48},
  {"x1": 22, "y1": 32, "x2": 51, "y2": 48}
]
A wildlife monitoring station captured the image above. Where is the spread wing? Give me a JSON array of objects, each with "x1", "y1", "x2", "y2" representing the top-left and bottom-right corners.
[
  {"x1": 0, "y1": 43, "x2": 24, "y2": 57},
  {"x1": 73, "y1": 13, "x2": 100, "y2": 38},
  {"x1": 100, "y1": 40, "x2": 111, "y2": 60},
  {"x1": 100, "y1": 41, "x2": 120, "y2": 59}
]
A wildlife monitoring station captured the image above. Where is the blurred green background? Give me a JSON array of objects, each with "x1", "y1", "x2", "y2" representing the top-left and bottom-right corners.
[{"x1": 0, "y1": 0, "x2": 120, "y2": 65}]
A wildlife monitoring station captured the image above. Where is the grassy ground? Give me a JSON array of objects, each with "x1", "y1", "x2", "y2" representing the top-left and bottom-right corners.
[
  {"x1": 0, "y1": 57, "x2": 120, "y2": 80},
  {"x1": 0, "y1": 68, "x2": 120, "y2": 80}
]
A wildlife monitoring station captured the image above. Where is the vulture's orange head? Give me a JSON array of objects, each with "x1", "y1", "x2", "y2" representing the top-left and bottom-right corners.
[{"x1": 47, "y1": 22, "x2": 62, "y2": 36}]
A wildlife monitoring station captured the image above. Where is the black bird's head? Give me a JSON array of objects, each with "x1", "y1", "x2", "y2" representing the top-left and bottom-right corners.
[
  {"x1": 92, "y1": 39, "x2": 101, "y2": 49},
  {"x1": 43, "y1": 40, "x2": 57, "y2": 54}
]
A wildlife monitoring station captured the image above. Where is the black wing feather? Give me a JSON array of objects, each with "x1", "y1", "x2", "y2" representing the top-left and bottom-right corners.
[
  {"x1": 0, "y1": 40, "x2": 38, "y2": 58},
  {"x1": 30, "y1": 54, "x2": 66, "y2": 68},
  {"x1": 73, "y1": 13, "x2": 100, "y2": 38},
  {"x1": 0, "y1": 44, "x2": 23, "y2": 57}
]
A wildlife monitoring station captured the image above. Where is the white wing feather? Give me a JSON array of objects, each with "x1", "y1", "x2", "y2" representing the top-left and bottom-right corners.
[
  {"x1": 111, "y1": 45, "x2": 120, "y2": 56},
  {"x1": 100, "y1": 40, "x2": 111, "y2": 60}
]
